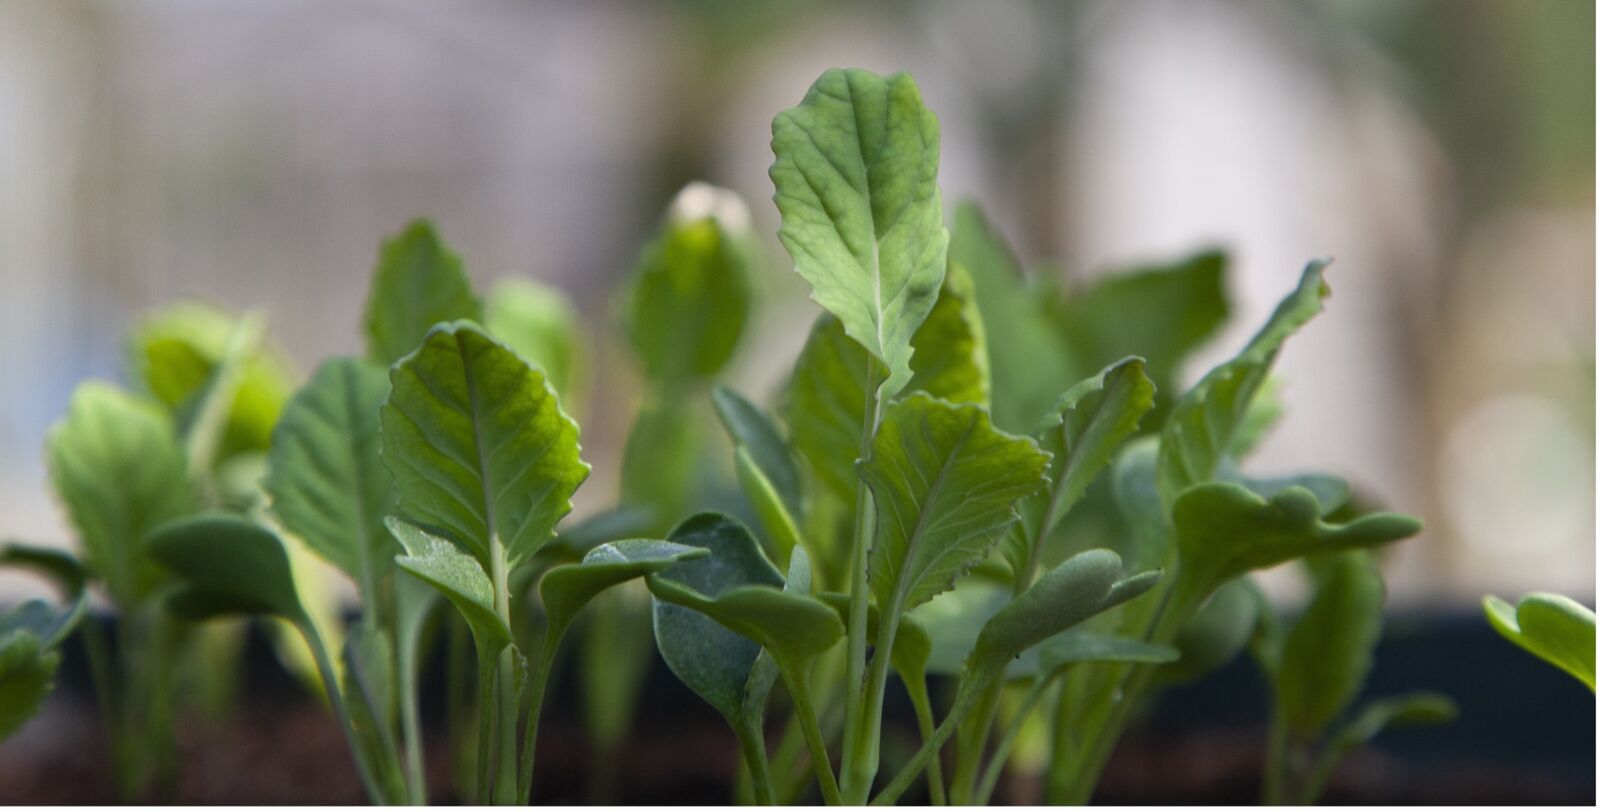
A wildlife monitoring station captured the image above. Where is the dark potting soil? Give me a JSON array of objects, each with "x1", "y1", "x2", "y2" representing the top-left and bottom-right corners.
[{"x1": 0, "y1": 612, "x2": 1591, "y2": 804}]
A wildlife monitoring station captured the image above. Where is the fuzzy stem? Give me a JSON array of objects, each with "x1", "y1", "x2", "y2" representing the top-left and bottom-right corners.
[{"x1": 903, "y1": 672, "x2": 947, "y2": 805}]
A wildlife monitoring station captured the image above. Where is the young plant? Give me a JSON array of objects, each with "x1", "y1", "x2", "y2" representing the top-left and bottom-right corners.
[
  {"x1": 1484, "y1": 592, "x2": 1595, "y2": 691},
  {"x1": 1252, "y1": 552, "x2": 1457, "y2": 803},
  {"x1": 12, "y1": 300, "x2": 291, "y2": 799}
]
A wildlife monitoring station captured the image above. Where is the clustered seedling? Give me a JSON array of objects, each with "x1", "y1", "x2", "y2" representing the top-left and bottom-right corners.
[{"x1": 1, "y1": 66, "x2": 1582, "y2": 805}]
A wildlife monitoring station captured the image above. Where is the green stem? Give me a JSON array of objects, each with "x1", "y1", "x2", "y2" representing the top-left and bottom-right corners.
[
  {"x1": 304, "y1": 622, "x2": 391, "y2": 804},
  {"x1": 397, "y1": 631, "x2": 428, "y2": 804},
  {"x1": 948, "y1": 679, "x2": 1003, "y2": 804},
  {"x1": 474, "y1": 648, "x2": 497, "y2": 805},
  {"x1": 871, "y1": 664, "x2": 1000, "y2": 806},
  {"x1": 780, "y1": 662, "x2": 843, "y2": 805},
  {"x1": 904, "y1": 673, "x2": 947, "y2": 805},
  {"x1": 975, "y1": 676, "x2": 1054, "y2": 804},
  {"x1": 517, "y1": 631, "x2": 562, "y2": 803},
  {"x1": 1262, "y1": 706, "x2": 1289, "y2": 804},
  {"x1": 736, "y1": 718, "x2": 776, "y2": 805},
  {"x1": 839, "y1": 359, "x2": 885, "y2": 804},
  {"x1": 1298, "y1": 741, "x2": 1343, "y2": 804},
  {"x1": 488, "y1": 544, "x2": 518, "y2": 805}
]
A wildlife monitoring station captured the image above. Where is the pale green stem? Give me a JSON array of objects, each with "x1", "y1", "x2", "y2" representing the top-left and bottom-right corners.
[
  {"x1": 948, "y1": 678, "x2": 1003, "y2": 804},
  {"x1": 518, "y1": 630, "x2": 563, "y2": 803},
  {"x1": 736, "y1": 719, "x2": 776, "y2": 805},
  {"x1": 1298, "y1": 741, "x2": 1345, "y2": 804},
  {"x1": 398, "y1": 632, "x2": 428, "y2": 804},
  {"x1": 869, "y1": 667, "x2": 998, "y2": 807},
  {"x1": 904, "y1": 673, "x2": 947, "y2": 805},
  {"x1": 303, "y1": 621, "x2": 391, "y2": 804},
  {"x1": 975, "y1": 676, "x2": 1055, "y2": 804},
  {"x1": 1262, "y1": 705, "x2": 1290, "y2": 804},
  {"x1": 839, "y1": 360, "x2": 884, "y2": 804},
  {"x1": 779, "y1": 662, "x2": 843, "y2": 805}
]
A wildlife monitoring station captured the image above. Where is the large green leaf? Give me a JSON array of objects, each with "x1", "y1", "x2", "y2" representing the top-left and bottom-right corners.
[
  {"x1": 126, "y1": 301, "x2": 294, "y2": 460},
  {"x1": 771, "y1": 67, "x2": 948, "y2": 399},
  {"x1": 363, "y1": 220, "x2": 482, "y2": 365},
  {"x1": 1170, "y1": 483, "x2": 1420, "y2": 610},
  {"x1": 648, "y1": 513, "x2": 784, "y2": 727},
  {"x1": 620, "y1": 186, "x2": 754, "y2": 386},
  {"x1": 389, "y1": 518, "x2": 511, "y2": 655},
  {"x1": 1277, "y1": 552, "x2": 1384, "y2": 735},
  {"x1": 146, "y1": 514, "x2": 308, "y2": 624},
  {"x1": 0, "y1": 632, "x2": 58, "y2": 741},
  {"x1": 380, "y1": 321, "x2": 590, "y2": 569},
  {"x1": 1484, "y1": 592, "x2": 1595, "y2": 691},
  {"x1": 947, "y1": 202, "x2": 1077, "y2": 433},
  {"x1": 484, "y1": 277, "x2": 585, "y2": 407},
  {"x1": 47, "y1": 382, "x2": 196, "y2": 606},
  {"x1": 1058, "y1": 250, "x2": 1229, "y2": 400},
  {"x1": 862, "y1": 394, "x2": 1050, "y2": 614},
  {"x1": 1002, "y1": 358, "x2": 1155, "y2": 582},
  {"x1": 265, "y1": 358, "x2": 396, "y2": 588},
  {"x1": 1157, "y1": 261, "x2": 1329, "y2": 508}
]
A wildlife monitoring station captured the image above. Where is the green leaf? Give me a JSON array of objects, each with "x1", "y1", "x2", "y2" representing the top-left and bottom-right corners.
[
  {"x1": 619, "y1": 401, "x2": 700, "y2": 536},
  {"x1": 1277, "y1": 553, "x2": 1384, "y2": 735},
  {"x1": 948, "y1": 202, "x2": 1077, "y2": 433},
  {"x1": 484, "y1": 277, "x2": 585, "y2": 407},
  {"x1": 126, "y1": 301, "x2": 294, "y2": 459},
  {"x1": 1058, "y1": 250, "x2": 1229, "y2": 400},
  {"x1": 972, "y1": 549, "x2": 1161, "y2": 669},
  {"x1": 0, "y1": 632, "x2": 58, "y2": 740},
  {"x1": 1156, "y1": 577, "x2": 1259, "y2": 684},
  {"x1": 862, "y1": 393, "x2": 1051, "y2": 614},
  {"x1": 1170, "y1": 483, "x2": 1421, "y2": 608},
  {"x1": 47, "y1": 383, "x2": 196, "y2": 606},
  {"x1": 1484, "y1": 592, "x2": 1596, "y2": 691},
  {"x1": 1221, "y1": 462, "x2": 1351, "y2": 518},
  {"x1": 907, "y1": 263, "x2": 989, "y2": 407},
  {"x1": 0, "y1": 542, "x2": 88, "y2": 596},
  {"x1": 1332, "y1": 692, "x2": 1459, "y2": 748},
  {"x1": 786, "y1": 314, "x2": 877, "y2": 503},
  {"x1": 1003, "y1": 358, "x2": 1155, "y2": 581},
  {"x1": 1037, "y1": 631, "x2": 1179, "y2": 676},
  {"x1": 620, "y1": 185, "x2": 755, "y2": 385},
  {"x1": 1110, "y1": 436, "x2": 1170, "y2": 570},
  {"x1": 786, "y1": 272, "x2": 994, "y2": 506},
  {"x1": 381, "y1": 321, "x2": 590, "y2": 569},
  {"x1": 912, "y1": 579, "x2": 1013, "y2": 677},
  {"x1": 265, "y1": 358, "x2": 396, "y2": 588},
  {"x1": 146, "y1": 514, "x2": 308, "y2": 624},
  {"x1": 0, "y1": 591, "x2": 87, "y2": 651},
  {"x1": 713, "y1": 386, "x2": 804, "y2": 520},
  {"x1": 389, "y1": 518, "x2": 511, "y2": 655},
  {"x1": 540, "y1": 539, "x2": 707, "y2": 641},
  {"x1": 1157, "y1": 261, "x2": 1329, "y2": 508},
  {"x1": 363, "y1": 220, "x2": 482, "y2": 365},
  {"x1": 771, "y1": 67, "x2": 948, "y2": 399},
  {"x1": 648, "y1": 513, "x2": 784, "y2": 726},
  {"x1": 733, "y1": 447, "x2": 805, "y2": 568}
]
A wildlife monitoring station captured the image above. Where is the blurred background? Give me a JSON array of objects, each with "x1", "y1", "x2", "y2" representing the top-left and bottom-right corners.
[{"x1": 0, "y1": 0, "x2": 1593, "y2": 612}]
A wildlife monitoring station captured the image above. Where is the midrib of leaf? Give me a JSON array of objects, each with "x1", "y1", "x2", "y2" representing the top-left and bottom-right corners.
[
  {"x1": 457, "y1": 332, "x2": 507, "y2": 612},
  {"x1": 886, "y1": 414, "x2": 977, "y2": 617}
]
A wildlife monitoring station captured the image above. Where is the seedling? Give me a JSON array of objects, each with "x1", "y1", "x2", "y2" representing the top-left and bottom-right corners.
[
  {"x1": 2, "y1": 65, "x2": 1472, "y2": 806},
  {"x1": 1485, "y1": 592, "x2": 1596, "y2": 691}
]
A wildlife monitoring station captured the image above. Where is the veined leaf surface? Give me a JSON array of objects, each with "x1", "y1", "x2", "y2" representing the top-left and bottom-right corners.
[
  {"x1": 484, "y1": 278, "x2": 585, "y2": 407},
  {"x1": 771, "y1": 68, "x2": 947, "y2": 398},
  {"x1": 380, "y1": 321, "x2": 589, "y2": 569},
  {"x1": 861, "y1": 394, "x2": 1050, "y2": 614}
]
